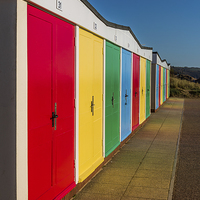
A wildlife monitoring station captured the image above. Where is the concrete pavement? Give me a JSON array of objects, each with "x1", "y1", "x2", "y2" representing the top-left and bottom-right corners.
[
  {"x1": 173, "y1": 99, "x2": 200, "y2": 199},
  {"x1": 73, "y1": 98, "x2": 184, "y2": 200}
]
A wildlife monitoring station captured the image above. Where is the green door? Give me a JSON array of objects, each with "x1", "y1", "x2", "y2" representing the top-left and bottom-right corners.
[
  {"x1": 146, "y1": 60, "x2": 151, "y2": 118},
  {"x1": 105, "y1": 41, "x2": 120, "y2": 157}
]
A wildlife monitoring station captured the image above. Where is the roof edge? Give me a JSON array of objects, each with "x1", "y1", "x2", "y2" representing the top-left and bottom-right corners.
[
  {"x1": 80, "y1": 0, "x2": 152, "y2": 50},
  {"x1": 153, "y1": 51, "x2": 170, "y2": 66}
]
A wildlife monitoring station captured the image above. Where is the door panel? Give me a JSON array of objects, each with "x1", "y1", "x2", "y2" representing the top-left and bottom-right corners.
[
  {"x1": 159, "y1": 66, "x2": 161, "y2": 107},
  {"x1": 164, "y1": 68, "x2": 166, "y2": 101},
  {"x1": 163, "y1": 68, "x2": 166, "y2": 102},
  {"x1": 165, "y1": 69, "x2": 168, "y2": 100},
  {"x1": 28, "y1": 6, "x2": 75, "y2": 200},
  {"x1": 140, "y1": 57, "x2": 146, "y2": 124},
  {"x1": 79, "y1": 29, "x2": 103, "y2": 182},
  {"x1": 28, "y1": 12, "x2": 52, "y2": 200},
  {"x1": 121, "y1": 49, "x2": 132, "y2": 141},
  {"x1": 160, "y1": 67, "x2": 163, "y2": 105},
  {"x1": 165, "y1": 69, "x2": 166, "y2": 101},
  {"x1": 166, "y1": 69, "x2": 168, "y2": 99},
  {"x1": 132, "y1": 53, "x2": 140, "y2": 130},
  {"x1": 163, "y1": 68, "x2": 165, "y2": 101},
  {"x1": 105, "y1": 41, "x2": 120, "y2": 157},
  {"x1": 156, "y1": 65, "x2": 159, "y2": 109},
  {"x1": 53, "y1": 18, "x2": 75, "y2": 190},
  {"x1": 146, "y1": 60, "x2": 151, "y2": 118},
  {"x1": 168, "y1": 70, "x2": 170, "y2": 98},
  {"x1": 165, "y1": 69, "x2": 167, "y2": 101}
]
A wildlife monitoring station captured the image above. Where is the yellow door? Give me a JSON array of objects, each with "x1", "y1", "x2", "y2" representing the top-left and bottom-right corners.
[
  {"x1": 160, "y1": 67, "x2": 163, "y2": 105},
  {"x1": 140, "y1": 57, "x2": 146, "y2": 124},
  {"x1": 79, "y1": 29, "x2": 104, "y2": 182}
]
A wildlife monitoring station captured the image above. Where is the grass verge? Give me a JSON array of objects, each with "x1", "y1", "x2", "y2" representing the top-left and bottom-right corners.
[{"x1": 170, "y1": 77, "x2": 200, "y2": 98}]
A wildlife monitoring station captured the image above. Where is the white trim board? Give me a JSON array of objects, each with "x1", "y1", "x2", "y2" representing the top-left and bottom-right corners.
[
  {"x1": 16, "y1": 0, "x2": 28, "y2": 199},
  {"x1": 28, "y1": 0, "x2": 152, "y2": 61}
]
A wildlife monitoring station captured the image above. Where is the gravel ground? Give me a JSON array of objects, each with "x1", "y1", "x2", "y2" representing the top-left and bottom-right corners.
[{"x1": 173, "y1": 99, "x2": 200, "y2": 199}]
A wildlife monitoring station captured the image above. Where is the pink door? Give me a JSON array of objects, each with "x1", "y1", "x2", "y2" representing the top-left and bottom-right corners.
[
  {"x1": 28, "y1": 6, "x2": 75, "y2": 200},
  {"x1": 132, "y1": 53, "x2": 140, "y2": 130}
]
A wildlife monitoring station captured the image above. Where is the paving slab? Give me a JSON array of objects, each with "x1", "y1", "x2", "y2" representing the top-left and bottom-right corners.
[
  {"x1": 81, "y1": 182, "x2": 127, "y2": 196},
  {"x1": 124, "y1": 186, "x2": 169, "y2": 199},
  {"x1": 74, "y1": 193, "x2": 121, "y2": 200},
  {"x1": 129, "y1": 177, "x2": 170, "y2": 189},
  {"x1": 73, "y1": 98, "x2": 184, "y2": 200},
  {"x1": 134, "y1": 169, "x2": 172, "y2": 179},
  {"x1": 91, "y1": 170, "x2": 132, "y2": 186}
]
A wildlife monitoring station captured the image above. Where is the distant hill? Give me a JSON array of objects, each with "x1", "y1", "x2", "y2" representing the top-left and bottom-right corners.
[
  {"x1": 171, "y1": 66, "x2": 200, "y2": 79},
  {"x1": 176, "y1": 74, "x2": 197, "y2": 82}
]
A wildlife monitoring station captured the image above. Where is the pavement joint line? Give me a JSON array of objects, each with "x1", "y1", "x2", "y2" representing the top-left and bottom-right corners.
[
  {"x1": 120, "y1": 101, "x2": 174, "y2": 200},
  {"x1": 167, "y1": 99, "x2": 185, "y2": 200}
]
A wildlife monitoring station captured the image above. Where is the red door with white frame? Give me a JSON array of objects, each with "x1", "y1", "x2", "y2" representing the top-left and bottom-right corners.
[
  {"x1": 132, "y1": 53, "x2": 140, "y2": 130},
  {"x1": 28, "y1": 6, "x2": 75, "y2": 200}
]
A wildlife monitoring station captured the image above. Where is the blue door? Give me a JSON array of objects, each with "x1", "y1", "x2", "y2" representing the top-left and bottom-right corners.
[
  {"x1": 156, "y1": 64, "x2": 159, "y2": 109},
  {"x1": 121, "y1": 49, "x2": 132, "y2": 141}
]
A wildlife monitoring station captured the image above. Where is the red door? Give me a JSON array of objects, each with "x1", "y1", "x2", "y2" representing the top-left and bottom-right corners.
[
  {"x1": 132, "y1": 53, "x2": 140, "y2": 130},
  {"x1": 159, "y1": 66, "x2": 161, "y2": 107},
  {"x1": 28, "y1": 6, "x2": 75, "y2": 200}
]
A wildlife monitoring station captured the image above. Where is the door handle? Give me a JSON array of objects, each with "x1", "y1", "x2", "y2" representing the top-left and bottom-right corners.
[
  {"x1": 90, "y1": 96, "x2": 95, "y2": 116},
  {"x1": 135, "y1": 91, "x2": 137, "y2": 98},
  {"x1": 50, "y1": 108, "x2": 58, "y2": 130},
  {"x1": 125, "y1": 89, "x2": 128, "y2": 105},
  {"x1": 112, "y1": 92, "x2": 115, "y2": 108}
]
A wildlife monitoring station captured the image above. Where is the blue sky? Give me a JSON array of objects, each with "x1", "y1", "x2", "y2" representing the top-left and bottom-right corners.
[{"x1": 87, "y1": 0, "x2": 200, "y2": 67}]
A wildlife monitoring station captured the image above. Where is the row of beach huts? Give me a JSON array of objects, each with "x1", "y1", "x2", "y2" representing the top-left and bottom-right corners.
[{"x1": 0, "y1": 0, "x2": 170, "y2": 199}]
